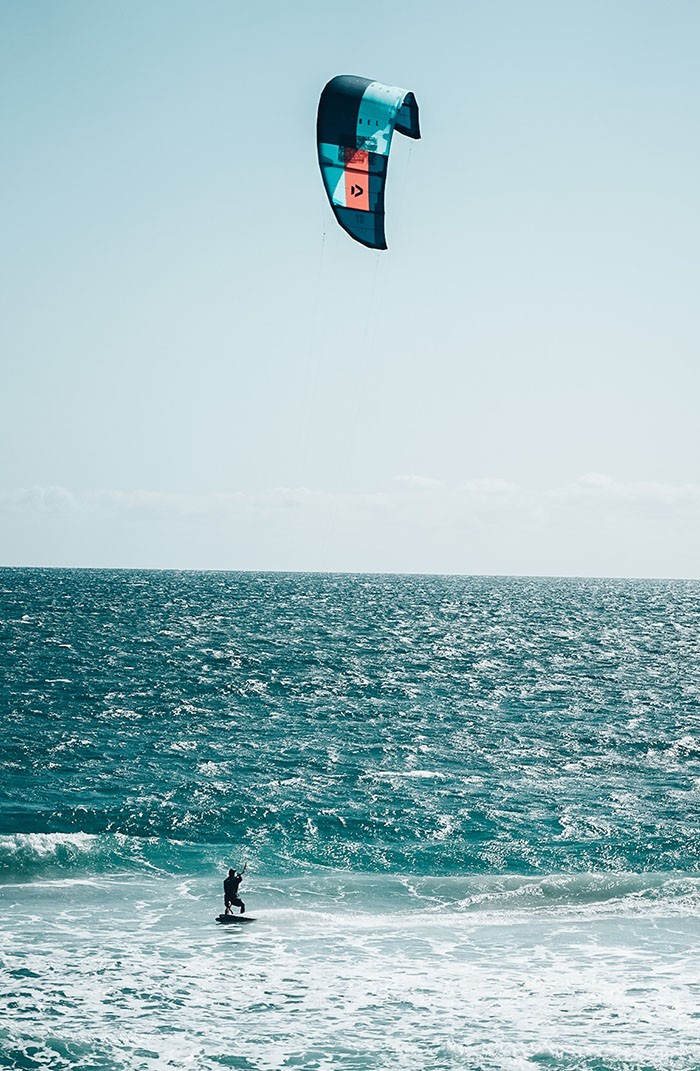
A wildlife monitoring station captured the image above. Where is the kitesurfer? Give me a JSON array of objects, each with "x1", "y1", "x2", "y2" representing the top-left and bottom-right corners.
[{"x1": 223, "y1": 867, "x2": 246, "y2": 915}]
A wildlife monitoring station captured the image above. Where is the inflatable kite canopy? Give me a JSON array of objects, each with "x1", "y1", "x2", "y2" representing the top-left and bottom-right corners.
[{"x1": 317, "y1": 75, "x2": 420, "y2": 250}]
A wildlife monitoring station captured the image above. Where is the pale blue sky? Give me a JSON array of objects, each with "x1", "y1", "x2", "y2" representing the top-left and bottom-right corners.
[{"x1": 2, "y1": 1, "x2": 699, "y2": 575}]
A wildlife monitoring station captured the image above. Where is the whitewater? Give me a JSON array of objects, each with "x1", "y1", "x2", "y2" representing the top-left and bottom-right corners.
[{"x1": 2, "y1": 569, "x2": 699, "y2": 1070}]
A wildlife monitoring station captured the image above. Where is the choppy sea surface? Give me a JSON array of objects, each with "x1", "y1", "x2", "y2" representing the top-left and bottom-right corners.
[{"x1": 2, "y1": 569, "x2": 699, "y2": 1071}]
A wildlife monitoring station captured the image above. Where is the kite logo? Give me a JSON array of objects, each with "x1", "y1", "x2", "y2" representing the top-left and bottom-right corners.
[{"x1": 343, "y1": 147, "x2": 369, "y2": 211}]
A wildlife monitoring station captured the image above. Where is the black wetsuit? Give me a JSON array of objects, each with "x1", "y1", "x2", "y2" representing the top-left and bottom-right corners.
[{"x1": 224, "y1": 873, "x2": 245, "y2": 914}]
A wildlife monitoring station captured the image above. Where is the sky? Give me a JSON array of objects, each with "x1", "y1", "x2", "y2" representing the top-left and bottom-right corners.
[{"x1": 1, "y1": 0, "x2": 699, "y2": 576}]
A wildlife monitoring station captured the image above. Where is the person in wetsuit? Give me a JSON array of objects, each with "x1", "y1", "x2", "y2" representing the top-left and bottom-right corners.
[{"x1": 224, "y1": 867, "x2": 246, "y2": 915}]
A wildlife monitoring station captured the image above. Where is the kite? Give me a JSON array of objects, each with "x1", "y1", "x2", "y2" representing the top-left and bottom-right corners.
[{"x1": 317, "y1": 75, "x2": 420, "y2": 249}]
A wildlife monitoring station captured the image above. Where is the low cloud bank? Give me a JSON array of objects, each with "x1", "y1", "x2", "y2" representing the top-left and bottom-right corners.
[{"x1": 1, "y1": 474, "x2": 699, "y2": 577}]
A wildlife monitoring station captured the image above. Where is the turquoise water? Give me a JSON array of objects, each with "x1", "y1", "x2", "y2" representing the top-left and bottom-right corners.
[{"x1": 2, "y1": 569, "x2": 699, "y2": 1069}]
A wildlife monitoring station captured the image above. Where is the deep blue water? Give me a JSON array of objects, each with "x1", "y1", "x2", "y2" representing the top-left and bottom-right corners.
[{"x1": 2, "y1": 569, "x2": 699, "y2": 1070}]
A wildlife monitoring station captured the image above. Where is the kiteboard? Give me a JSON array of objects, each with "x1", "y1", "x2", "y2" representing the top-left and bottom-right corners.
[{"x1": 216, "y1": 914, "x2": 256, "y2": 925}]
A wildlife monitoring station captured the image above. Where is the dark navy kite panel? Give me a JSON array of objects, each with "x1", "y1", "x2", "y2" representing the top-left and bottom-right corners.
[{"x1": 317, "y1": 75, "x2": 420, "y2": 250}]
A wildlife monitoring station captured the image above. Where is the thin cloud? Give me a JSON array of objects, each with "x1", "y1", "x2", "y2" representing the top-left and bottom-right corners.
[
  {"x1": 0, "y1": 486, "x2": 79, "y2": 514},
  {"x1": 2, "y1": 477, "x2": 699, "y2": 577},
  {"x1": 3, "y1": 476, "x2": 700, "y2": 519},
  {"x1": 549, "y1": 474, "x2": 700, "y2": 515}
]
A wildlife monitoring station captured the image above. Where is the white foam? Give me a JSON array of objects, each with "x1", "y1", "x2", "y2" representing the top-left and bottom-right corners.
[{"x1": 2, "y1": 873, "x2": 699, "y2": 1070}]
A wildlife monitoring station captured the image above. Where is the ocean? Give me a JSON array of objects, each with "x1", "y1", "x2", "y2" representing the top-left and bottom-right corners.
[{"x1": 1, "y1": 569, "x2": 699, "y2": 1070}]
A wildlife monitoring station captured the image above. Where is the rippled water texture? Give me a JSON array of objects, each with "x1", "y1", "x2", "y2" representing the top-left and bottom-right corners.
[{"x1": 2, "y1": 570, "x2": 700, "y2": 1069}]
